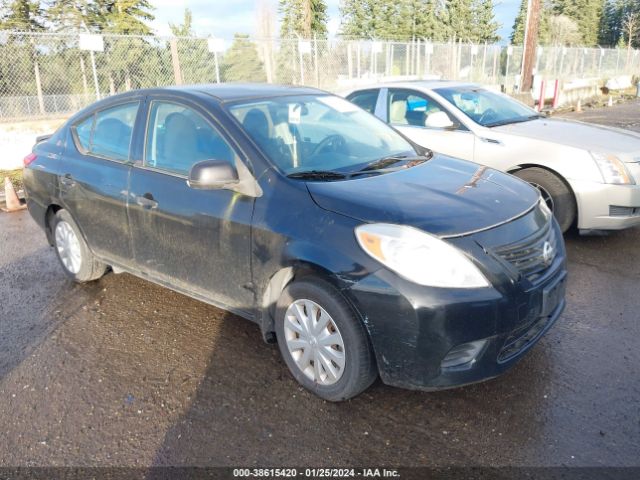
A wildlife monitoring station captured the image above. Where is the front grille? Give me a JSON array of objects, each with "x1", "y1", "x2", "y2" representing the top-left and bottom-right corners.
[
  {"x1": 493, "y1": 221, "x2": 558, "y2": 283},
  {"x1": 609, "y1": 205, "x2": 640, "y2": 217}
]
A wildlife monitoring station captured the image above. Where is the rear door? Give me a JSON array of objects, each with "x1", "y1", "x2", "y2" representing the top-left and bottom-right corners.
[
  {"x1": 60, "y1": 99, "x2": 142, "y2": 265},
  {"x1": 385, "y1": 88, "x2": 475, "y2": 161},
  {"x1": 127, "y1": 96, "x2": 255, "y2": 313}
]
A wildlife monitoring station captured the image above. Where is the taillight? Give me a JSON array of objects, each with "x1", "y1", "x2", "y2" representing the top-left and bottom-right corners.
[{"x1": 23, "y1": 153, "x2": 37, "y2": 167}]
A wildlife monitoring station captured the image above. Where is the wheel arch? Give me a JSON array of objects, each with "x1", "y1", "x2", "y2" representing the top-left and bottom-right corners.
[
  {"x1": 507, "y1": 163, "x2": 579, "y2": 227},
  {"x1": 258, "y1": 260, "x2": 358, "y2": 344},
  {"x1": 44, "y1": 203, "x2": 63, "y2": 245}
]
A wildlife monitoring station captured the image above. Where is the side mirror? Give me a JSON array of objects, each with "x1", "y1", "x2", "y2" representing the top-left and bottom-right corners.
[
  {"x1": 188, "y1": 160, "x2": 239, "y2": 190},
  {"x1": 425, "y1": 111, "x2": 456, "y2": 129}
]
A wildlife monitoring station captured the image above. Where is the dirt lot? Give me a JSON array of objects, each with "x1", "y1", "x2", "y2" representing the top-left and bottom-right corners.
[{"x1": 0, "y1": 101, "x2": 639, "y2": 468}]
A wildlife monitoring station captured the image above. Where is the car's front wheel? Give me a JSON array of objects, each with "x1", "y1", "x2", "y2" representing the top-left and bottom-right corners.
[
  {"x1": 275, "y1": 278, "x2": 377, "y2": 401},
  {"x1": 514, "y1": 167, "x2": 576, "y2": 232},
  {"x1": 51, "y1": 209, "x2": 107, "y2": 283}
]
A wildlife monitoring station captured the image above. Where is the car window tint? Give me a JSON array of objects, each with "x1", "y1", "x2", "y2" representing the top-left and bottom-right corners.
[
  {"x1": 90, "y1": 103, "x2": 138, "y2": 161},
  {"x1": 347, "y1": 90, "x2": 379, "y2": 114},
  {"x1": 388, "y1": 89, "x2": 451, "y2": 127},
  {"x1": 75, "y1": 115, "x2": 93, "y2": 151},
  {"x1": 145, "y1": 101, "x2": 236, "y2": 176}
]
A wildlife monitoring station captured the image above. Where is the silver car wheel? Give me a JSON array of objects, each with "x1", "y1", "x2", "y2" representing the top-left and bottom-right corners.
[
  {"x1": 531, "y1": 182, "x2": 555, "y2": 212},
  {"x1": 284, "y1": 299, "x2": 346, "y2": 385},
  {"x1": 55, "y1": 220, "x2": 82, "y2": 274}
]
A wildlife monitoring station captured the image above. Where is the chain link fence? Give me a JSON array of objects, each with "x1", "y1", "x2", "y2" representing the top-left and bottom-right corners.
[{"x1": 1, "y1": 31, "x2": 639, "y2": 121}]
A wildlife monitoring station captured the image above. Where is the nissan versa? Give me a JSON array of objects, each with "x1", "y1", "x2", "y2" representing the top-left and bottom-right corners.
[{"x1": 23, "y1": 84, "x2": 567, "y2": 401}]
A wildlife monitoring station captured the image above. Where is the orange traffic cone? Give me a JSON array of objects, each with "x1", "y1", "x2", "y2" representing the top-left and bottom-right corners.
[{"x1": 1, "y1": 177, "x2": 27, "y2": 213}]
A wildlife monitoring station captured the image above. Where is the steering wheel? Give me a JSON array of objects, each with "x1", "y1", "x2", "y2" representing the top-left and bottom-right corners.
[
  {"x1": 477, "y1": 108, "x2": 499, "y2": 125},
  {"x1": 311, "y1": 134, "x2": 347, "y2": 157}
]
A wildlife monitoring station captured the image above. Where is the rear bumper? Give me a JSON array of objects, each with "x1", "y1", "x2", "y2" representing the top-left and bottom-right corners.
[
  {"x1": 571, "y1": 179, "x2": 640, "y2": 230},
  {"x1": 346, "y1": 257, "x2": 567, "y2": 391}
]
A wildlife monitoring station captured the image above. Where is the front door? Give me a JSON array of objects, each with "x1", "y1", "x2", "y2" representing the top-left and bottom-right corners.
[
  {"x1": 385, "y1": 88, "x2": 475, "y2": 161},
  {"x1": 127, "y1": 98, "x2": 255, "y2": 313}
]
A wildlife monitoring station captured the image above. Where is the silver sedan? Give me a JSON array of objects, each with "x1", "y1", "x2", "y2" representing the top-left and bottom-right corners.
[{"x1": 344, "y1": 81, "x2": 640, "y2": 233}]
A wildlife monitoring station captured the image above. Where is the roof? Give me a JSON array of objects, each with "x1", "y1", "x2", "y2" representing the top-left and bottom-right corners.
[
  {"x1": 346, "y1": 80, "x2": 478, "y2": 93},
  {"x1": 164, "y1": 83, "x2": 324, "y2": 102}
]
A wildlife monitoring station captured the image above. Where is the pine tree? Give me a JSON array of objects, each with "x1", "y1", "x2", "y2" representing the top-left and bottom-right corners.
[
  {"x1": 472, "y1": 0, "x2": 500, "y2": 42},
  {"x1": 46, "y1": 0, "x2": 154, "y2": 33},
  {"x1": 444, "y1": 0, "x2": 475, "y2": 41},
  {"x1": 279, "y1": 0, "x2": 328, "y2": 38},
  {"x1": 0, "y1": 0, "x2": 44, "y2": 31},
  {"x1": 599, "y1": 0, "x2": 640, "y2": 46},
  {"x1": 510, "y1": 0, "x2": 527, "y2": 44},
  {"x1": 510, "y1": 0, "x2": 550, "y2": 45},
  {"x1": 100, "y1": 0, "x2": 155, "y2": 34},
  {"x1": 222, "y1": 34, "x2": 267, "y2": 82},
  {"x1": 552, "y1": 0, "x2": 604, "y2": 46}
]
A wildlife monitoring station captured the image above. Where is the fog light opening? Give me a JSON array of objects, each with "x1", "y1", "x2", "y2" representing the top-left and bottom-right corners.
[{"x1": 441, "y1": 339, "x2": 488, "y2": 369}]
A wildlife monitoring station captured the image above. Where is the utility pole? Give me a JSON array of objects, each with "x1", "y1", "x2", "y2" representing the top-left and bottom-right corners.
[{"x1": 520, "y1": 0, "x2": 542, "y2": 92}]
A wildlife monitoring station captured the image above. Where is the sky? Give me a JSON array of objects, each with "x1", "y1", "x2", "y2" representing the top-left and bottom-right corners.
[{"x1": 150, "y1": 0, "x2": 521, "y2": 44}]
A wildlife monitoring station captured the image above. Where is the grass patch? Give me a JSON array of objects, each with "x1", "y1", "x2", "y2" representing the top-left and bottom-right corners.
[{"x1": 0, "y1": 169, "x2": 23, "y2": 192}]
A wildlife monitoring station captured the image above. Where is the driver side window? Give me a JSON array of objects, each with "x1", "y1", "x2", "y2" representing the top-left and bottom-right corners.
[
  {"x1": 145, "y1": 101, "x2": 237, "y2": 176},
  {"x1": 388, "y1": 89, "x2": 458, "y2": 130}
]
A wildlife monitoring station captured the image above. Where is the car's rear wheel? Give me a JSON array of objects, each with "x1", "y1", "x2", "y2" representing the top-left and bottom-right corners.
[
  {"x1": 275, "y1": 278, "x2": 377, "y2": 401},
  {"x1": 514, "y1": 167, "x2": 576, "y2": 232},
  {"x1": 51, "y1": 209, "x2": 107, "y2": 283}
]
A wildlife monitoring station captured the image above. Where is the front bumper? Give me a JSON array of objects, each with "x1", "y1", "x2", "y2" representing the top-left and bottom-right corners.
[
  {"x1": 346, "y1": 219, "x2": 567, "y2": 391},
  {"x1": 570, "y1": 177, "x2": 640, "y2": 230}
]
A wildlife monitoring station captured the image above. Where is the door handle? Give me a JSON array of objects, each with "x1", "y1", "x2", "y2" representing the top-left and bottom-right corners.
[
  {"x1": 135, "y1": 193, "x2": 158, "y2": 209},
  {"x1": 60, "y1": 174, "x2": 76, "y2": 187}
]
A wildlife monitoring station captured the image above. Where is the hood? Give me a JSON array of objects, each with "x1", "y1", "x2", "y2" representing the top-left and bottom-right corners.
[
  {"x1": 492, "y1": 118, "x2": 640, "y2": 162},
  {"x1": 306, "y1": 154, "x2": 539, "y2": 237}
]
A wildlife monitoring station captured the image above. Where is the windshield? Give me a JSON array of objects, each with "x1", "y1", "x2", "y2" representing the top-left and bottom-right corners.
[
  {"x1": 435, "y1": 87, "x2": 541, "y2": 127},
  {"x1": 228, "y1": 94, "x2": 415, "y2": 176}
]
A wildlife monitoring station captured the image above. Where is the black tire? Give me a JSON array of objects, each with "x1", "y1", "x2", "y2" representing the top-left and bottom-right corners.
[
  {"x1": 50, "y1": 209, "x2": 107, "y2": 283},
  {"x1": 514, "y1": 167, "x2": 576, "y2": 232},
  {"x1": 275, "y1": 278, "x2": 377, "y2": 401}
]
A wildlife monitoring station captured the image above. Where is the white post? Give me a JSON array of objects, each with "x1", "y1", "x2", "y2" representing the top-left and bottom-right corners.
[
  {"x1": 89, "y1": 50, "x2": 100, "y2": 100},
  {"x1": 214, "y1": 51, "x2": 220, "y2": 83}
]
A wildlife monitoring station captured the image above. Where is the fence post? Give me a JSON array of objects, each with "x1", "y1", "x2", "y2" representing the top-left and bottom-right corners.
[
  {"x1": 347, "y1": 42, "x2": 353, "y2": 80},
  {"x1": 33, "y1": 60, "x2": 45, "y2": 115},
  {"x1": 80, "y1": 56, "x2": 89, "y2": 95},
  {"x1": 357, "y1": 41, "x2": 361, "y2": 79},
  {"x1": 314, "y1": 33, "x2": 319, "y2": 88},
  {"x1": 170, "y1": 38, "x2": 183, "y2": 85},
  {"x1": 416, "y1": 39, "x2": 421, "y2": 78},
  {"x1": 89, "y1": 49, "x2": 100, "y2": 100}
]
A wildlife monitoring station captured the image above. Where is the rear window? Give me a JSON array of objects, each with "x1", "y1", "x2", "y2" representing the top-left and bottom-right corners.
[
  {"x1": 347, "y1": 90, "x2": 379, "y2": 114},
  {"x1": 72, "y1": 102, "x2": 139, "y2": 162}
]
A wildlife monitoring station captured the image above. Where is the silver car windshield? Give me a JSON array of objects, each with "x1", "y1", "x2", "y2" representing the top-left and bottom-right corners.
[
  {"x1": 435, "y1": 87, "x2": 542, "y2": 128},
  {"x1": 228, "y1": 95, "x2": 415, "y2": 176}
]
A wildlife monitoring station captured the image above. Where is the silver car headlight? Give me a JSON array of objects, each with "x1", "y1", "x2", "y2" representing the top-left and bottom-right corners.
[
  {"x1": 591, "y1": 152, "x2": 635, "y2": 185},
  {"x1": 355, "y1": 224, "x2": 490, "y2": 289}
]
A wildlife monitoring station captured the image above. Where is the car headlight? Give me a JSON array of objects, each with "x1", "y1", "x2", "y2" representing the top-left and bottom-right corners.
[
  {"x1": 591, "y1": 152, "x2": 635, "y2": 185},
  {"x1": 355, "y1": 224, "x2": 490, "y2": 289}
]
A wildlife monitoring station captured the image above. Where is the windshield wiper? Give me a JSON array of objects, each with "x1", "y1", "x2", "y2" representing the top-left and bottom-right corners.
[
  {"x1": 350, "y1": 155, "x2": 429, "y2": 177},
  {"x1": 286, "y1": 170, "x2": 346, "y2": 180},
  {"x1": 485, "y1": 114, "x2": 543, "y2": 128},
  {"x1": 358, "y1": 154, "x2": 409, "y2": 172}
]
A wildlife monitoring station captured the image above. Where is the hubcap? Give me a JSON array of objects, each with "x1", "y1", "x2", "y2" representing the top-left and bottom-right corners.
[
  {"x1": 55, "y1": 221, "x2": 82, "y2": 274},
  {"x1": 284, "y1": 299, "x2": 346, "y2": 385},
  {"x1": 531, "y1": 182, "x2": 554, "y2": 212}
]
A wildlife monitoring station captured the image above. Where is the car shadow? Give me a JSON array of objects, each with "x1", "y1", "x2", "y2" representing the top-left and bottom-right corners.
[
  {"x1": 147, "y1": 305, "x2": 555, "y2": 468},
  {"x1": 0, "y1": 245, "x2": 106, "y2": 385}
]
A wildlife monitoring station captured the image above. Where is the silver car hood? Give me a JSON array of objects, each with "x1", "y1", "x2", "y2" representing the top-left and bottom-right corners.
[{"x1": 492, "y1": 118, "x2": 640, "y2": 162}]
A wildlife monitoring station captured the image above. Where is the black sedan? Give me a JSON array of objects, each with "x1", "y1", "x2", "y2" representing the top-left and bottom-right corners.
[{"x1": 23, "y1": 84, "x2": 567, "y2": 401}]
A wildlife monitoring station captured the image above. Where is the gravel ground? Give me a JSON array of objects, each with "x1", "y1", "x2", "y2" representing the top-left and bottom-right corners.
[{"x1": 0, "y1": 101, "x2": 639, "y2": 468}]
